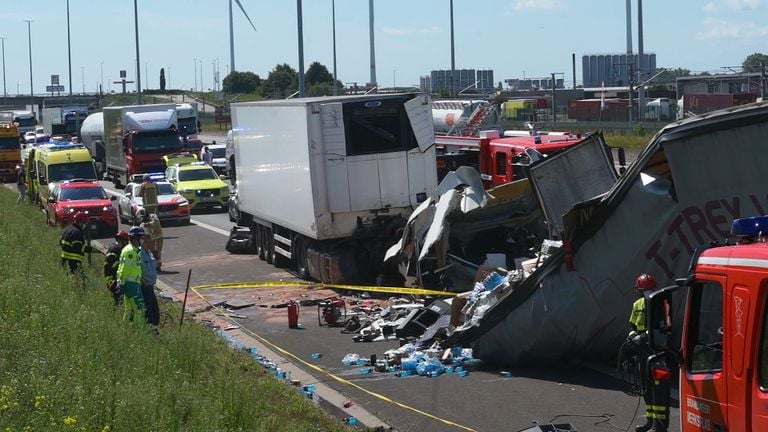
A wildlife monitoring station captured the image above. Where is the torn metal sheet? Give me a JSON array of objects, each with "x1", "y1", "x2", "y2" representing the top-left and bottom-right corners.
[{"x1": 448, "y1": 102, "x2": 768, "y2": 364}]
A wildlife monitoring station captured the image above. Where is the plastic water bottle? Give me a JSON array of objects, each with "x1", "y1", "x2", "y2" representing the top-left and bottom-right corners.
[
  {"x1": 500, "y1": 371, "x2": 512, "y2": 378},
  {"x1": 457, "y1": 370, "x2": 469, "y2": 378},
  {"x1": 359, "y1": 368, "x2": 373, "y2": 375},
  {"x1": 311, "y1": 353, "x2": 322, "y2": 360},
  {"x1": 346, "y1": 417, "x2": 358, "y2": 426}
]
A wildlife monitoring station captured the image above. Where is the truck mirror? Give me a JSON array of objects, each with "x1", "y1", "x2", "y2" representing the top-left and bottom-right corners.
[{"x1": 646, "y1": 286, "x2": 678, "y2": 352}]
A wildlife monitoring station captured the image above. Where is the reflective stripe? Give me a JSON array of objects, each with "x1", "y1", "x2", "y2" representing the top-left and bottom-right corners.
[
  {"x1": 61, "y1": 252, "x2": 84, "y2": 262},
  {"x1": 698, "y1": 256, "x2": 768, "y2": 269}
]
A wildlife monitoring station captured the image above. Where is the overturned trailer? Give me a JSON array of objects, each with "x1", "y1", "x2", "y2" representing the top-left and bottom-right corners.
[{"x1": 447, "y1": 101, "x2": 768, "y2": 365}]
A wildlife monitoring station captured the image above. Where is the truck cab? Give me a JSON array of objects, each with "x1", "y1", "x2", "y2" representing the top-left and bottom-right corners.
[
  {"x1": 647, "y1": 215, "x2": 768, "y2": 432},
  {"x1": 435, "y1": 131, "x2": 591, "y2": 188},
  {"x1": 176, "y1": 103, "x2": 202, "y2": 152},
  {"x1": 0, "y1": 121, "x2": 21, "y2": 181}
]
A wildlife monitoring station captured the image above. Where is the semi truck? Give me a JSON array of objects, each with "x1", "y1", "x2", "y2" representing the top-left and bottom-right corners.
[
  {"x1": 176, "y1": 102, "x2": 202, "y2": 151},
  {"x1": 232, "y1": 93, "x2": 437, "y2": 284},
  {"x1": 0, "y1": 120, "x2": 21, "y2": 181},
  {"x1": 42, "y1": 107, "x2": 89, "y2": 137},
  {"x1": 645, "y1": 215, "x2": 768, "y2": 431},
  {"x1": 79, "y1": 112, "x2": 105, "y2": 176},
  {"x1": 12, "y1": 110, "x2": 36, "y2": 135},
  {"x1": 103, "y1": 104, "x2": 180, "y2": 187}
]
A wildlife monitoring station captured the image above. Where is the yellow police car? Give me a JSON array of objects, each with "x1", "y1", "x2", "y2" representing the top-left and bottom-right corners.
[
  {"x1": 165, "y1": 162, "x2": 229, "y2": 210},
  {"x1": 162, "y1": 151, "x2": 198, "y2": 168}
]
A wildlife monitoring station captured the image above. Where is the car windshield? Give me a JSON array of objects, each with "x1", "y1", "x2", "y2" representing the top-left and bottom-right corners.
[
  {"x1": 210, "y1": 147, "x2": 225, "y2": 158},
  {"x1": 179, "y1": 168, "x2": 217, "y2": 181},
  {"x1": 60, "y1": 187, "x2": 107, "y2": 201},
  {"x1": 14, "y1": 117, "x2": 35, "y2": 127},
  {"x1": 178, "y1": 117, "x2": 197, "y2": 136},
  {"x1": 47, "y1": 162, "x2": 97, "y2": 182},
  {"x1": 157, "y1": 183, "x2": 177, "y2": 195},
  {"x1": 132, "y1": 131, "x2": 181, "y2": 154},
  {"x1": 0, "y1": 137, "x2": 20, "y2": 150}
]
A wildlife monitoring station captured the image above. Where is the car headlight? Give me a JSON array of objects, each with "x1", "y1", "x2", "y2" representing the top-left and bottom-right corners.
[
  {"x1": 102, "y1": 205, "x2": 113, "y2": 212},
  {"x1": 178, "y1": 199, "x2": 189, "y2": 206},
  {"x1": 64, "y1": 207, "x2": 76, "y2": 214}
]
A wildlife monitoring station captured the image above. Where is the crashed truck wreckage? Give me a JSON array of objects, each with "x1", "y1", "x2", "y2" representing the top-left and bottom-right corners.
[{"x1": 387, "y1": 101, "x2": 768, "y2": 365}]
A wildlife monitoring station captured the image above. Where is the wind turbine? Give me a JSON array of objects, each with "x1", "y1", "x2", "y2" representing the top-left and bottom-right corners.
[{"x1": 229, "y1": 0, "x2": 257, "y2": 73}]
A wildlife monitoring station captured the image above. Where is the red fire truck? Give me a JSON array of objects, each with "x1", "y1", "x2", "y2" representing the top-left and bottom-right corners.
[
  {"x1": 434, "y1": 131, "x2": 603, "y2": 189},
  {"x1": 646, "y1": 215, "x2": 768, "y2": 431}
]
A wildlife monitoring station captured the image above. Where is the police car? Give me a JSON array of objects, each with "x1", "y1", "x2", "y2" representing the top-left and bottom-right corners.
[
  {"x1": 118, "y1": 173, "x2": 191, "y2": 225},
  {"x1": 165, "y1": 162, "x2": 229, "y2": 211}
]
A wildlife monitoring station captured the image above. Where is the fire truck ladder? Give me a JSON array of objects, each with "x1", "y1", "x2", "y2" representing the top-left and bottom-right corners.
[{"x1": 452, "y1": 104, "x2": 497, "y2": 137}]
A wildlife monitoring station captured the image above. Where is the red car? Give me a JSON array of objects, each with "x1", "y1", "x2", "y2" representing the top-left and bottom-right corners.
[{"x1": 46, "y1": 179, "x2": 119, "y2": 237}]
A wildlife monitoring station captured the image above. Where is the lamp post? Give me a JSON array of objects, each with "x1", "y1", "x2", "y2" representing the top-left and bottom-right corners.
[
  {"x1": 25, "y1": 20, "x2": 34, "y2": 116},
  {"x1": 0, "y1": 37, "x2": 6, "y2": 105},
  {"x1": 332, "y1": 0, "x2": 337, "y2": 95},
  {"x1": 450, "y1": 0, "x2": 455, "y2": 97},
  {"x1": 67, "y1": 0, "x2": 73, "y2": 102},
  {"x1": 194, "y1": 57, "x2": 197, "y2": 91},
  {"x1": 297, "y1": 0, "x2": 305, "y2": 97},
  {"x1": 133, "y1": 0, "x2": 142, "y2": 104}
]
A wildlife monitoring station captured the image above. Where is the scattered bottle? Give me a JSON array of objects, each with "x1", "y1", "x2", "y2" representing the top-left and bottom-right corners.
[{"x1": 311, "y1": 353, "x2": 322, "y2": 360}]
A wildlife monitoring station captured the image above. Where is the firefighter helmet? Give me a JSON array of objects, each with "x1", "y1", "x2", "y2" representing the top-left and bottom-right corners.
[
  {"x1": 135, "y1": 207, "x2": 147, "y2": 221},
  {"x1": 128, "y1": 226, "x2": 146, "y2": 238},
  {"x1": 73, "y1": 211, "x2": 88, "y2": 225},
  {"x1": 635, "y1": 274, "x2": 657, "y2": 291},
  {"x1": 115, "y1": 230, "x2": 129, "y2": 241}
]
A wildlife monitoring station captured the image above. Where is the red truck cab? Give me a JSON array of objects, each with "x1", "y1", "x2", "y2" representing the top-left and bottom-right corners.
[
  {"x1": 647, "y1": 215, "x2": 768, "y2": 432},
  {"x1": 435, "y1": 131, "x2": 591, "y2": 189}
]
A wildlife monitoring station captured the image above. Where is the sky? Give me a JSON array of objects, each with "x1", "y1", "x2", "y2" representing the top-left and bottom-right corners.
[{"x1": 0, "y1": 0, "x2": 766, "y2": 95}]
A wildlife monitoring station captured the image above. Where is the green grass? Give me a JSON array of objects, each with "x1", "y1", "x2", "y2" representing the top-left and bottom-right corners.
[
  {"x1": 601, "y1": 131, "x2": 656, "y2": 150},
  {"x1": 0, "y1": 189, "x2": 347, "y2": 432}
]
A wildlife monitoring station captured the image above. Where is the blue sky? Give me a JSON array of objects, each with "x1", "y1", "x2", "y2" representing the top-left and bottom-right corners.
[{"x1": 1, "y1": 0, "x2": 766, "y2": 94}]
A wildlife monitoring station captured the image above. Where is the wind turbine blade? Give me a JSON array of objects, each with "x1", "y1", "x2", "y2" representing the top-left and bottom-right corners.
[{"x1": 234, "y1": 0, "x2": 258, "y2": 32}]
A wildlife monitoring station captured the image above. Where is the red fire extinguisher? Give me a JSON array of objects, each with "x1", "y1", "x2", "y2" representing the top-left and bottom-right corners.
[{"x1": 287, "y1": 300, "x2": 300, "y2": 329}]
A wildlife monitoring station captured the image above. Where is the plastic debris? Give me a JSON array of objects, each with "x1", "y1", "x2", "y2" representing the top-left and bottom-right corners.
[{"x1": 311, "y1": 353, "x2": 322, "y2": 360}]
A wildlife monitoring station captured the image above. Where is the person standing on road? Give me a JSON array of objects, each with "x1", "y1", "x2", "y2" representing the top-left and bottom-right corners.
[
  {"x1": 104, "y1": 230, "x2": 129, "y2": 304},
  {"x1": 138, "y1": 207, "x2": 164, "y2": 271},
  {"x1": 628, "y1": 274, "x2": 670, "y2": 432},
  {"x1": 15, "y1": 164, "x2": 25, "y2": 204},
  {"x1": 200, "y1": 146, "x2": 213, "y2": 166},
  {"x1": 139, "y1": 236, "x2": 160, "y2": 329},
  {"x1": 60, "y1": 212, "x2": 90, "y2": 274},
  {"x1": 117, "y1": 226, "x2": 145, "y2": 320},
  {"x1": 138, "y1": 174, "x2": 159, "y2": 215}
]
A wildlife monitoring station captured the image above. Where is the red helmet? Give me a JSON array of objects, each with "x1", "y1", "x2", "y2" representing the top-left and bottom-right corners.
[
  {"x1": 635, "y1": 274, "x2": 657, "y2": 291},
  {"x1": 116, "y1": 230, "x2": 130, "y2": 241},
  {"x1": 73, "y1": 212, "x2": 88, "y2": 225}
]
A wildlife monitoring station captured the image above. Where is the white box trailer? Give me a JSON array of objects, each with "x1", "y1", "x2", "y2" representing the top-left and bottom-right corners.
[{"x1": 232, "y1": 93, "x2": 437, "y2": 283}]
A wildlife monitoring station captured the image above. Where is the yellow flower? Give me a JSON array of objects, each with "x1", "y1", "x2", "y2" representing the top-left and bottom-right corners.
[
  {"x1": 101, "y1": 427, "x2": 110, "y2": 432},
  {"x1": 63, "y1": 416, "x2": 77, "y2": 427},
  {"x1": 34, "y1": 396, "x2": 45, "y2": 409}
]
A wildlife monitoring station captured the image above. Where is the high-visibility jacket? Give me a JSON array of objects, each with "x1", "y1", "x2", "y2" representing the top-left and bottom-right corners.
[
  {"x1": 60, "y1": 224, "x2": 86, "y2": 263},
  {"x1": 104, "y1": 242, "x2": 123, "y2": 284},
  {"x1": 629, "y1": 297, "x2": 646, "y2": 332},
  {"x1": 117, "y1": 244, "x2": 142, "y2": 285}
]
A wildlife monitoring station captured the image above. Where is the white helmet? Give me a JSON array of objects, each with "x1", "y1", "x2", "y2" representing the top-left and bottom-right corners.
[{"x1": 135, "y1": 207, "x2": 147, "y2": 220}]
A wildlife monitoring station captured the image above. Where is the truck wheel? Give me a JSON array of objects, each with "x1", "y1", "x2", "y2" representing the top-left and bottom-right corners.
[
  {"x1": 295, "y1": 236, "x2": 310, "y2": 280},
  {"x1": 255, "y1": 226, "x2": 265, "y2": 261},
  {"x1": 265, "y1": 228, "x2": 274, "y2": 265}
]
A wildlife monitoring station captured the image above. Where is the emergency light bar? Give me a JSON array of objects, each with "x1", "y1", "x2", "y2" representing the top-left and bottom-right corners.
[
  {"x1": 40, "y1": 143, "x2": 85, "y2": 152},
  {"x1": 731, "y1": 215, "x2": 768, "y2": 238}
]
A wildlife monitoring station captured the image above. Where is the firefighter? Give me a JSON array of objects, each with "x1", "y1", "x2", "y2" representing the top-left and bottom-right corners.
[
  {"x1": 117, "y1": 226, "x2": 145, "y2": 320},
  {"x1": 60, "y1": 211, "x2": 90, "y2": 274},
  {"x1": 104, "y1": 230, "x2": 129, "y2": 303},
  {"x1": 628, "y1": 273, "x2": 670, "y2": 432},
  {"x1": 137, "y1": 207, "x2": 163, "y2": 271},
  {"x1": 138, "y1": 174, "x2": 159, "y2": 215}
]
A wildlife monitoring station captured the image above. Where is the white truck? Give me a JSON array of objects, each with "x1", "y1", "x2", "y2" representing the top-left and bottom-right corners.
[
  {"x1": 79, "y1": 112, "x2": 105, "y2": 176},
  {"x1": 12, "y1": 110, "x2": 36, "y2": 136},
  {"x1": 232, "y1": 93, "x2": 437, "y2": 284},
  {"x1": 103, "y1": 104, "x2": 180, "y2": 187},
  {"x1": 176, "y1": 102, "x2": 202, "y2": 151}
]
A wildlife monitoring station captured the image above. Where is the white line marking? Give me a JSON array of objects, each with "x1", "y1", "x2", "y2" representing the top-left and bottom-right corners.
[{"x1": 103, "y1": 184, "x2": 230, "y2": 237}]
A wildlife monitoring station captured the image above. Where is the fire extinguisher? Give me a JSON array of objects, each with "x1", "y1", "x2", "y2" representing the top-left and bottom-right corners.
[{"x1": 287, "y1": 300, "x2": 300, "y2": 329}]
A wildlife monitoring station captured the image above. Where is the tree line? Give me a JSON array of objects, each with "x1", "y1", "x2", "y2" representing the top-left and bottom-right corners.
[{"x1": 221, "y1": 61, "x2": 344, "y2": 97}]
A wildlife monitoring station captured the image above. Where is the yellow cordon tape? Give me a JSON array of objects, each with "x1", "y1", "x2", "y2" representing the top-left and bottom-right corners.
[
  {"x1": 189, "y1": 285, "x2": 476, "y2": 432},
  {"x1": 191, "y1": 281, "x2": 457, "y2": 297}
]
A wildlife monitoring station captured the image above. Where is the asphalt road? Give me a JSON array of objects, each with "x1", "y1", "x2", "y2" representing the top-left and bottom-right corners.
[{"x1": 94, "y1": 178, "x2": 681, "y2": 432}]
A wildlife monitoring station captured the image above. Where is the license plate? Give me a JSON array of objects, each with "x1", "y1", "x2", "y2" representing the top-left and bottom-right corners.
[
  {"x1": 201, "y1": 196, "x2": 216, "y2": 202},
  {"x1": 158, "y1": 211, "x2": 171, "y2": 217}
]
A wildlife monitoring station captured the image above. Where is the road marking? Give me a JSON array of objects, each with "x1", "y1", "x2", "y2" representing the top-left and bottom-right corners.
[{"x1": 103, "y1": 184, "x2": 230, "y2": 237}]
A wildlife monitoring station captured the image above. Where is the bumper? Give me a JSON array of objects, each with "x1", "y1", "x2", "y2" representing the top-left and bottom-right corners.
[
  {"x1": 180, "y1": 192, "x2": 228, "y2": 209},
  {"x1": 156, "y1": 205, "x2": 191, "y2": 221}
]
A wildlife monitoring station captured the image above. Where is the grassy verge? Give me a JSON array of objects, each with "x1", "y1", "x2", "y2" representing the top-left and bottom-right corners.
[{"x1": 0, "y1": 189, "x2": 347, "y2": 432}]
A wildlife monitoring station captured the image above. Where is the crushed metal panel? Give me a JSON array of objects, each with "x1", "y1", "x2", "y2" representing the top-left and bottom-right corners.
[
  {"x1": 404, "y1": 94, "x2": 435, "y2": 152},
  {"x1": 451, "y1": 102, "x2": 768, "y2": 364},
  {"x1": 528, "y1": 134, "x2": 617, "y2": 238}
]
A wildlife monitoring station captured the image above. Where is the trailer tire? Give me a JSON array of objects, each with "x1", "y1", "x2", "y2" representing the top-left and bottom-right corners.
[
  {"x1": 295, "y1": 236, "x2": 310, "y2": 280},
  {"x1": 265, "y1": 227, "x2": 274, "y2": 265},
  {"x1": 256, "y1": 225, "x2": 266, "y2": 261}
]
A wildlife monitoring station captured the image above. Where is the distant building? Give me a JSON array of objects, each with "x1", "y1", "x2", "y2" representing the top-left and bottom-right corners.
[
  {"x1": 429, "y1": 69, "x2": 494, "y2": 94},
  {"x1": 504, "y1": 78, "x2": 564, "y2": 90},
  {"x1": 419, "y1": 75, "x2": 431, "y2": 93},
  {"x1": 582, "y1": 53, "x2": 657, "y2": 88}
]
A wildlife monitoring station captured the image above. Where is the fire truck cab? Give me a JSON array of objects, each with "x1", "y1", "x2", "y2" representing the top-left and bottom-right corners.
[{"x1": 647, "y1": 215, "x2": 768, "y2": 432}]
